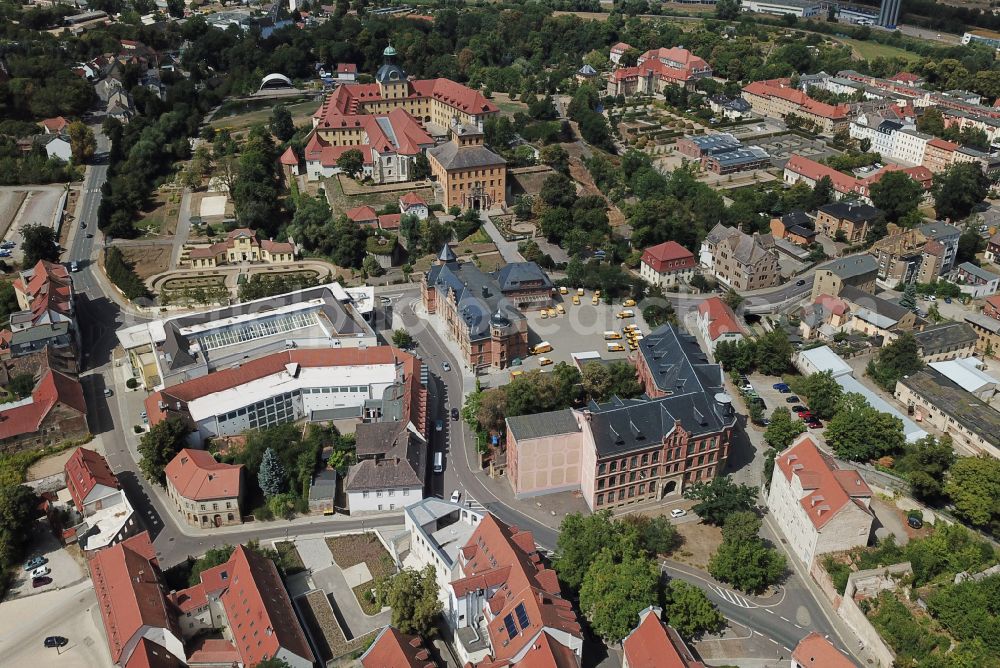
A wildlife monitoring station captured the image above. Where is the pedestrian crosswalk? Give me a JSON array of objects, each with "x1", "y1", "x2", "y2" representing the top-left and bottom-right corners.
[
  {"x1": 709, "y1": 584, "x2": 755, "y2": 609},
  {"x1": 464, "y1": 497, "x2": 487, "y2": 513}
]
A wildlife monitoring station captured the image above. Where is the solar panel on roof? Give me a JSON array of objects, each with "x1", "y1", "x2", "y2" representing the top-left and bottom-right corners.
[
  {"x1": 504, "y1": 613, "x2": 518, "y2": 639},
  {"x1": 515, "y1": 602, "x2": 530, "y2": 630}
]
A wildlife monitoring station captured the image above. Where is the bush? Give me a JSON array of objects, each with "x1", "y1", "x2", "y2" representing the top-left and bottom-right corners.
[
  {"x1": 105, "y1": 247, "x2": 151, "y2": 301},
  {"x1": 126, "y1": 378, "x2": 139, "y2": 390}
]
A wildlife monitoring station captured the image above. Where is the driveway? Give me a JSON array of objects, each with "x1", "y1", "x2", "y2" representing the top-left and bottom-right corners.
[
  {"x1": 870, "y1": 496, "x2": 910, "y2": 545},
  {"x1": 7, "y1": 521, "x2": 86, "y2": 600}
]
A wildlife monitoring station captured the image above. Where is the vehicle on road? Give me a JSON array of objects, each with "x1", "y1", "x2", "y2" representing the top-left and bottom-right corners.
[
  {"x1": 80, "y1": 221, "x2": 86, "y2": 229},
  {"x1": 577, "y1": 288, "x2": 584, "y2": 296},
  {"x1": 547, "y1": 308, "x2": 557, "y2": 318},
  {"x1": 556, "y1": 304, "x2": 565, "y2": 314},
  {"x1": 450, "y1": 490, "x2": 461, "y2": 503},
  {"x1": 572, "y1": 295, "x2": 580, "y2": 305},
  {"x1": 433, "y1": 452, "x2": 443, "y2": 474},
  {"x1": 32, "y1": 576, "x2": 52, "y2": 588},
  {"x1": 796, "y1": 279, "x2": 806, "y2": 286},
  {"x1": 592, "y1": 294, "x2": 599, "y2": 305},
  {"x1": 530, "y1": 342, "x2": 552, "y2": 355},
  {"x1": 434, "y1": 419, "x2": 443, "y2": 432},
  {"x1": 791, "y1": 405, "x2": 806, "y2": 412},
  {"x1": 538, "y1": 356, "x2": 553, "y2": 366},
  {"x1": 623, "y1": 298, "x2": 636, "y2": 307},
  {"x1": 944, "y1": 297, "x2": 952, "y2": 303},
  {"x1": 785, "y1": 395, "x2": 800, "y2": 403},
  {"x1": 70, "y1": 261, "x2": 79, "y2": 272},
  {"x1": 44, "y1": 636, "x2": 67, "y2": 648},
  {"x1": 140, "y1": 410, "x2": 147, "y2": 420},
  {"x1": 31, "y1": 566, "x2": 50, "y2": 578},
  {"x1": 23, "y1": 556, "x2": 47, "y2": 571},
  {"x1": 0, "y1": 241, "x2": 14, "y2": 249},
  {"x1": 559, "y1": 286, "x2": 568, "y2": 295},
  {"x1": 604, "y1": 331, "x2": 622, "y2": 340},
  {"x1": 540, "y1": 309, "x2": 547, "y2": 319},
  {"x1": 103, "y1": 388, "x2": 113, "y2": 397},
  {"x1": 450, "y1": 407, "x2": 459, "y2": 421},
  {"x1": 442, "y1": 361, "x2": 451, "y2": 372},
  {"x1": 607, "y1": 343, "x2": 625, "y2": 352},
  {"x1": 670, "y1": 508, "x2": 687, "y2": 518},
  {"x1": 0, "y1": 250, "x2": 11, "y2": 258},
  {"x1": 616, "y1": 310, "x2": 635, "y2": 319},
  {"x1": 773, "y1": 382, "x2": 790, "y2": 392}
]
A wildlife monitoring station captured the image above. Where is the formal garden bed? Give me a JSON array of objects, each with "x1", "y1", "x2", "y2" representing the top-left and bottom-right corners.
[{"x1": 326, "y1": 533, "x2": 396, "y2": 615}]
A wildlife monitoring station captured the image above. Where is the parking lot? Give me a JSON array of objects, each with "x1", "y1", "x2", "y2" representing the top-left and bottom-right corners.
[
  {"x1": 7, "y1": 521, "x2": 86, "y2": 600},
  {"x1": 0, "y1": 186, "x2": 65, "y2": 264},
  {"x1": 502, "y1": 290, "x2": 652, "y2": 378},
  {"x1": 747, "y1": 372, "x2": 826, "y2": 434}
]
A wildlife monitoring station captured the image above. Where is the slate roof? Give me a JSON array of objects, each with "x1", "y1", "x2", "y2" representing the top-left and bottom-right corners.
[
  {"x1": 494, "y1": 262, "x2": 553, "y2": 292},
  {"x1": 425, "y1": 259, "x2": 524, "y2": 341},
  {"x1": 839, "y1": 286, "x2": 911, "y2": 324},
  {"x1": 911, "y1": 322, "x2": 977, "y2": 355},
  {"x1": 816, "y1": 254, "x2": 878, "y2": 280},
  {"x1": 636, "y1": 324, "x2": 724, "y2": 397},
  {"x1": 899, "y1": 368, "x2": 1000, "y2": 448},
  {"x1": 428, "y1": 139, "x2": 506, "y2": 171},
  {"x1": 346, "y1": 420, "x2": 425, "y2": 491},
  {"x1": 507, "y1": 409, "x2": 580, "y2": 441},
  {"x1": 819, "y1": 201, "x2": 882, "y2": 224},
  {"x1": 705, "y1": 223, "x2": 775, "y2": 266}
]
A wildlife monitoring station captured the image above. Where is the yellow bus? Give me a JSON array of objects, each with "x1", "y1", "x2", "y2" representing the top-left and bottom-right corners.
[
  {"x1": 604, "y1": 331, "x2": 622, "y2": 340},
  {"x1": 530, "y1": 342, "x2": 553, "y2": 355}
]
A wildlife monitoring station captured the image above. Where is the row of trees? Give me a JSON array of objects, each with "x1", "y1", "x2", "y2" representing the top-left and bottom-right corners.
[{"x1": 715, "y1": 330, "x2": 795, "y2": 378}]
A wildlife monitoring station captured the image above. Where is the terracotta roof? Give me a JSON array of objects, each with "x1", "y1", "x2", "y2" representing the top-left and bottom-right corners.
[
  {"x1": 622, "y1": 607, "x2": 704, "y2": 668},
  {"x1": 891, "y1": 72, "x2": 921, "y2": 83},
  {"x1": 64, "y1": 446, "x2": 119, "y2": 510},
  {"x1": 610, "y1": 42, "x2": 632, "y2": 54},
  {"x1": 784, "y1": 154, "x2": 861, "y2": 196},
  {"x1": 39, "y1": 116, "x2": 69, "y2": 133},
  {"x1": 360, "y1": 626, "x2": 439, "y2": 668},
  {"x1": 0, "y1": 369, "x2": 86, "y2": 441},
  {"x1": 475, "y1": 631, "x2": 581, "y2": 668},
  {"x1": 124, "y1": 638, "x2": 185, "y2": 668},
  {"x1": 168, "y1": 582, "x2": 207, "y2": 613},
  {"x1": 221, "y1": 545, "x2": 315, "y2": 666},
  {"x1": 697, "y1": 296, "x2": 744, "y2": 342},
  {"x1": 455, "y1": 515, "x2": 582, "y2": 663},
  {"x1": 184, "y1": 637, "x2": 241, "y2": 666},
  {"x1": 639, "y1": 47, "x2": 709, "y2": 72},
  {"x1": 89, "y1": 532, "x2": 176, "y2": 664},
  {"x1": 378, "y1": 213, "x2": 402, "y2": 230},
  {"x1": 279, "y1": 146, "x2": 298, "y2": 166},
  {"x1": 927, "y1": 137, "x2": 959, "y2": 151},
  {"x1": 742, "y1": 78, "x2": 850, "y2": 121},
  {"x1": 776, "y1": 435, "x2": 872, "y2": 530},
  {"x1": 792, "y1": 632, "x2": 858, "y2": 667},
  {"x1": 814, "y1": 293, "x2": 848, "y2": 317},
  {"x1": 337, "y1": 63, "x2": 358, "y2": 74},
  {"x1": 313, "y1": 78, "x2": 498, "y2": 127},
  {"x1": 641, "y1": 241, "x2": 695, "y2": 274},
  {"x1": 261, "y1": 238, "x2": 294, "y2": 254},
  {"x1": 304, "y1": 130, "x2": 373, "y2": 167},
  {"x1": 400, "y1": 192, "x2": 427, "y2": 207},
  {"x1": 164, "y1": 449, "x2": 242, "y2": 502},
  {"x1": 346, "y1": 205, "x2": 379, "y2": 223}
]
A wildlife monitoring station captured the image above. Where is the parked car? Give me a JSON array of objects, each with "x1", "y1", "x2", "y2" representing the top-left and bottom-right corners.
[
  {"x1": 44, "y1": 636, "x2": 68, "y2": 648},
  {"x1": 449, "y1": 490, "x2": 461, "y2": 503},
  {"x1": 442, "y1": 361, "x2": 451, "y2": 372},
  {"x1": 31, "y1": 566, "x2": 50, "y2": 578},
  {"x1": 807, "y1": 419, "x2": 823, "y2": 429},
  {"x1": 32, "y1": 576, "x2": 52, "y2": 588},
  {"x1": 944, "y1": 297, "x2": 952, "y2": 304},
  {"x1": 907, "y1": 515, "x2": 924, "y2": 529},
  {"x1": 791, "y1": 405, "x2": 806, "y2": 412},
  {"x1": 795, "y1": 279, "x2": 806, "y2": 286},
  {"x1": 450, "y1": 407, "x2": 460, "y2": 421},
  {"x1": 103, "y1": 388, "x2": 113, "y2": 397},
  {"x1": 670, "y1": 508, "x2": 687, "y2": 518},
  {"x1": 434, "y1": 420, "x2": 443, "y2": 432},
  {"x1": 785, "y1": 395, "x2": 800, "y2": 403},
  {"x1": 23, "y1": 556, "x2": 47, "y2": 571},
  {"x1": 70, "y1": 261, "x2": 79, "y2": 272},
  {"x1": 772, "y1": 382, "x2": 789, "y2": 391}
]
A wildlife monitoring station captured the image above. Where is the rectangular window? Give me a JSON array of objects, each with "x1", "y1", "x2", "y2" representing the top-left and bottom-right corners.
[
  {"x1": 641, "y1": 453, "x2": 649, "y2": 466},
  {"x1": 652, "y1": 451, "x2": 659, "y2": 463},
  {"x1": 609, "y1": 461, "x2": 617, "y2": 473},
  {"x1": 631, "y1": 456, "x2": 637, "y2": 468},
  {"x1": 596, "y1": 493, "x2": 604, "y2": 506},
  {"x1": 598, "y1": 462, "x2": 606, "y2": 475}
]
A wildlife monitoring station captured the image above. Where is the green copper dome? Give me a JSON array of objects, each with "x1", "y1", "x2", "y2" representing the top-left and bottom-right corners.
[{"x1": 383, "y1": 44, "x2": 397, "y2": 57}]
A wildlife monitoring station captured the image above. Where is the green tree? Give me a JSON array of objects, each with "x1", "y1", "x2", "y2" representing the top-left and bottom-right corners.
[
  {"x1": 377, "y1": 566, "x2": 442, "y2": 637},
  {"x1": 790, "y1": 371, "x2": 842, "y2": 420},
  {"x1": 933, "y1": 163, "x2": 990, "y2": 222},
  {"x1": 683, "y1": 477, "x2": 756, "y2": 526},
  {"x1": 621, "y1": 514, "x2": 681, "y2": 557},
  {"x1": 579, "y1": 548, "x2": 660, "y2": 643},
  {"x1": 0, "y1": 484, "x2": 38, "y2": 570},
  {"x1": 764, "y1": 407, "x2": 805, "y2": 451},
  {"x1": 258, "y1": 447, "x2": 286, "y2": 497},
  {"x1": 869, "y1": 171, "x2": 922, "y2": 224},
  {"x1": 539, "y1": 145, "x2": 569, "y2": 174},
  {"x1": 7, "y1": 373, "x2": 35, "y2": 399},
  {"x1": 899, "y1": 283, "x2": 917, "y2": 310},
  {"x1": 722, "y1": 288, "x2": 743, "y2": 311},
  {"x1": 581, "y1": 361, "x2": 642, "y2": 403},
  {"x1": 957, "y1": 225, "x2": 986, "y2": 265},
  {"x1": 715, "y1": 339, "x2": 757, "y2": 374},
  {"x1": 825, "y1": 392, "x2": 905, "y2": 461},
  {"x1": 716, "y1": 0, "x2": 740, "y2": 18},
  {"x1": 412, "y1": 153, "x2": 431, "y2": 180},
  {"x1": 21, "y1": 223, "x2": 59, "y2": 266},
  {"x1": 256, "y1": 659, "x2": 292, "y2": 668},
  {"x1": 392, "y1": 329, "x2": 414, "y2": 349},
  {"x1": 944, "y1": 456, "x2": 1000, "y2": 530},
  {"x1": 555, "y1": 512, "x2": 620, "y2": 590},
  {"x1": 663, "y1": 580, "x2": 725, "y2": 639},
  {"x1": 709, "y1": 512, "x2": 786, "y2": 594},
  {"x1": 866, "y1": 332, "x2": 923, "y2": 391},
  {"x1": 67, "y1": 121, "x2": 96, "y2": 164},
  {"x1": 0, "y1": 281, "x2": 18, "y2": 328},
  {"x1": 894, "y1": 435, "x2": 956, "y2": 502},
  {"x1": 539, "y1": 172, "x2": 577, "y2": 209},
  {"x1": 755, "y1": 329, "x2": 793, "y2": 376},
  {"x1": 269, "y1": 107, "x2": 295, "y2": 142},
  {"x1": 336, "y1": 149, "x2": 365, "y2": 179},
  {"x1": 137, "y1": 417, "x2": 192, "y2": 484}
]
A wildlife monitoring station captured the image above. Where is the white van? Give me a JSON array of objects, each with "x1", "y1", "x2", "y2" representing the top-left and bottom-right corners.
[{"x1": 433, "y1": 451, "x2": 443, "y2": 474}]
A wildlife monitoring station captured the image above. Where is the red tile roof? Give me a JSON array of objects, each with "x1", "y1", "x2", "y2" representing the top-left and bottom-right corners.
[
  {"x1": 641, "y1": 241, "x2": 695, "y2": 274},
  {"x1": 379, "y1": 213, "x2": 402, "y2": 230},
  {"x1": 124, "y1": 638, "x2": 185, "y2": 668},
  {"x1": 361, "y1": 626, "x2": 439, "y2": 668},
  {"x1": 89, "y1": 532, "x2": 177, "y2": 664},
  {"x1": 184, "y1": 637, "x2": 241, "y2": 666},
  {"x1": 64, "y1": 446, "x2": 119, "y2": 511},
  {"x1": 337, "y1": 63, "x2": 358, "y2": 74},
  {"x1": 814, "y1": 293, "x2": 848, "y2": 317},
  {"x1": 785, "y1": 154, "x2": 932, "y2": 199},
  {"x1": 0, "y1": 369, "x2": 87, "y2": 441},
  {"x1": 455, "y1": 515, "x2": 581, "y2": 663},
  {"x1": 742, "y1": 78, "x2": 850, "y2": 121},
  {"x1": 313, "y1": 78, "x2": 498, "y2": 126},
  {"x1": 39, "y1": 116, "x2": 69, "y2": 133},
  {"x1": 164, "y1": 449, "x2": 242, "y2": 502},
  {"x1": 698, "y1": 296, "x2": 744, "y2": 342},
  {"x1": 221, "y1": 545, "x2": 315, "y2": 667},
  {"x1": 611, "y1": 42, "x2": 633, "y2": 54},
  {"x1": 304, "y1": 130, "x2": 373, "y2": 168},
  {"x1": 16, "y1": 259, "x2": 73, "y2": 324},
  {"x1": 623, "y1": 607, "x2": 704, "y2": 668},
  {"x1": 792, "y1": 632, "x2": 858, "y2": 668},
  {"x1": 279, "y1": 146, "x2": 298, "y2": 166},
  {"x1": 476, "y1": 631, "x2": 581, "y2": 668},
  {"x1": 891, "y1": 72, "x2": 921, "y2": 84},
  {"x1": 776, "y1": 435, "x2": 872, "y2": 530},
  {"x1": 927, "y1": 137, "x2": 959, "y2": 151},
  {"x1": 400, "y1": 191, "x2": 427, "y2": 207},
  {"x1": 346, "y1": 205, "x2": 379, "y2": 223},
  {"x1": 985, "y1": 294, "x2": 1000, "y2": 316}
]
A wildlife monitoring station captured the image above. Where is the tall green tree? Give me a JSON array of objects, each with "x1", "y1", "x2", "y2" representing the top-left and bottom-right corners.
[
  {"x1": 755, "y1": 329, "x2": 793, "y2": 376},
  {"x1": 0, "y1": 484, "x2": 38, "y2": 570},
  {"x1": 790, "y1": 371, "x2": 842, "y2": 420},
  {"x1": 708, "y1": 512, "x2": 786, "y2": 594},
  {"x1": 269, "y1": 106, "x2": 295, "y2": 142},
  {"x1": 581, "y1": 361, "x2": 643, "y2": 403},
  {"x1": 377, "y1": 566, "x2": 442, "y2": 637},
  {"x1": 764, "y1": 408, "x2": 805, "y2": 451},
  {"x1": 894, "y1": 435, "x2": 956, "y2": 502},
  {"x1": 258, "y1": 447, "x2": 286, "y2": 497},
  {"x1": 933, "y1": 163, "x2": 990, "y2": 222},
  {"x1": 579, "y1": 549, "x2": 660, "y2": 643},
  {"x1": 67, "y1": 121, "x2": 96, "y2": 164},
  {"x1": 683, "y1": 477, "x2": 756, "y2": 526},
  {"x1": 555, "y1": 511, "x2": 622, "y2": 591},
  {"x1": 866, "y1": 332, "x2": 923, "y2": 391},
  {"x1": 899, "y1": 283, "x2": 917, "y2": 310},
  {"x1": 944, "y1": 456, "x2": 1000, "y2": 530},
  {"x1": 20, "y1": 223, "x2": 59, "y2": 266},
  {"x1": 825, "y1": 392, "x2": 905, "y2": 462},
  {"x1": 137, "y1": 417, "x2": 192, "y2": 484},
  {"x1": 869, "y1": 171, "x2": 922, "y2": 224},
  {"x1": 663, "y1": 580, "x2": 725, "y2": 639},
  {"x1": 336, "y1": 149, "x2": 365, "y2": 179}
]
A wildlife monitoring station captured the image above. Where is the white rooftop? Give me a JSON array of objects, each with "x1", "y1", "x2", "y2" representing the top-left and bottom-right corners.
[
  {"x1": 929, "y1": 357, "x2": 998, "y2": 394},
  {"x1": 77, "y1": 497, "x2": 135, "y2": 552},
  {"x1": 798, "y1": 345, "x2": 854, "y2": 378},
  {"x1": 854, "y1": 307, "x2": 898, "y2": 330}
]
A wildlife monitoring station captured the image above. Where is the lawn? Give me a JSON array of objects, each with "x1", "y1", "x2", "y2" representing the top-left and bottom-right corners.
[
  {"x1": 274, "y1": 541, "x2": 305, "y2": 575},
  {"x1": 210, "y1": 97, "x2": 317, "y2": 131},
  {"x1": 326, "y1": 533, "x2": 396, "y2": 615},
  {"x1": 837, "y1": 38, "x2": 921, "y2": 63}
]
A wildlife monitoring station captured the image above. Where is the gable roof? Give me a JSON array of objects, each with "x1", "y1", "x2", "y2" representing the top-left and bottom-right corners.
[
  {"x1": 65, "y1": 446, "x2": 119, "y2": 510},
  {"x1": 221, "y1": 545, "x2": 315, "y2": 666},
  {"x1": 641, "y1": 241, "x2": 695, "y2": 273},
  {"x1": 697, "y1": 297, "x2": 744, "y2": 342},
  {"x1": 400, "y1": 191, "x2": 427, "y2": 207},
  {"x1": 89, "y1": 532, "x2": 176, "y2": 664},
  {"x1": 792, "y1": 632, "x2": 857, "y2": 667},
  {"x1": 623, "y1": 607, "x2": 704, "y2": 668},
  {"x1": 278, "y1": 146, "x2": 298, "y2": 166},
  {"x1": 125, "y1": 638, "x2": 185, "y2": 668},
  {"x1": 360, "y1": 626, "x2": 439, "y2": 668},
  {"x1": 346, "y1": 205, "x2": 379, "y2": 223},
  {"x1": 428, "y1": 138, "x2": 506, "y2": 171},
  {"x1": 776, "y1": 435, "x2": 872, "y2": 530},
  {"x1": 742, "y1": 78, "x2": 850, "y2": 120},
  {"x1": 164, "y1": 449, "x2": 242, "y2": 501},
  {"x1": 0, "y1": 369, "x2": 87, "y2": 441},
  {"x1": 39, "y1": 116, "x2": 70, "y2": 133}
]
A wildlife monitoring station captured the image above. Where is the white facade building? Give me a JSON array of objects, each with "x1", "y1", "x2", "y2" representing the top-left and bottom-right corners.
[{"x1": 890, "y1": 128, "x2": 933, "y2": 166}]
